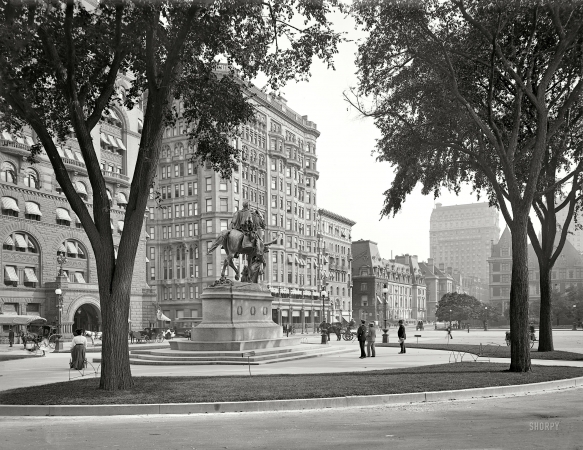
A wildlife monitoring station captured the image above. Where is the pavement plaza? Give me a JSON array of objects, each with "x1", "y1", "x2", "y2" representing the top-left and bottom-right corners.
[{"x1": 0, "y1": 327, "x2": 582, "y2": 393}]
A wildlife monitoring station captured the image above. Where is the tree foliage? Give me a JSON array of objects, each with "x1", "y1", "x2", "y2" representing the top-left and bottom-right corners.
[
  {"x1": 0, "y1": 0, "x2": 342, "y2": 390},
  {"x1": 351, "y1": 0, "x2": 583, "y2": 372},
  {"x1": 435, "y1": 292, "x2": 483, "y2": 324}
]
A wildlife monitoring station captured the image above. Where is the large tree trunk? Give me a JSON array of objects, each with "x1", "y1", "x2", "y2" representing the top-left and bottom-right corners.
[
  {"x1": 537, "y1": 261, "x2": 554, "y2": 351},
  {"x1": 99, "y1": 288, "x2": 133, "y2": 390},
  {"x1": 509, "y1": 215, "x2": 532, "y2": 372}
]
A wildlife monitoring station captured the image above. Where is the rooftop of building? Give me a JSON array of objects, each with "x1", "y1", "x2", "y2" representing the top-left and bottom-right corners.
[{"x1": 318, "y1": 208, "x2": 356, "y2": 226}]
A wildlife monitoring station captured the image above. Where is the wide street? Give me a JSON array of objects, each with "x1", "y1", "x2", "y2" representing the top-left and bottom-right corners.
[{"x1": 0, "y1": 387, "x2": 582, "y2": 450}]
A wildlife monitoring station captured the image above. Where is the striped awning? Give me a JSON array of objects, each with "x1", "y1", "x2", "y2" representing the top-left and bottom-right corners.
[
  {"x1": 4, "y1": 266, "x2": 18, "y2": 282},
  {"x1": 145, "y1": 231, "x2": 150, "y2": 239},
  {"x1": 56, "y1": 208, "x2": 72, "y2": 221},
  {"x1": 58, "y1": 243, "x2": 66, "y2": 253},
  {"x1": 24, "y1": 268, "x2": 38, "y2": 283},
  {"x1": 4, "y1": 236, "x2": 14, "y2": 246},
  {"x1": 66, "y1": 242, "x2": 78, "y2": 254},
  {"x1": 56, "y1": 146, "x2": 65, "y2": 157},
  {"x1": 118, "y1": 220, "x2": 124, "y2": 232},
  {"x1": 74, "y1": 272, "x2": 86, "y2": 283},
  {"x1": 1, "y1": 130, "x2": 12, "y2": 140},
  {"x1": 74, "y1": 152, "x2": 84, "y2": 163},
  {"x1": 294, "y1": 256, "x2": 300, "y2": 265},
  {"x1": 15, "y1": 136, "x2": 25, "y2": 144},
  {"x1": 287, "y1": 255, "x2": 293, "y2": 264},
  {"x1": 64, "y1": 148, "x2": 75, "y2": 160},
  {"x1": 106, "y1": 190, "x2": 112, "y2": 201},
  {"x1": 299, "y1": 258, "x2": 306, "y2": 266},
  {"x1": 106, "y1": 134, "x2": 119, "y2": 147},
  {"x1": 145, "y1": 256, "x2": 150, "y2": 263},
  {"x1": 75, "y1": 181, "x2": 88, "y2": 195},
  {"x1": 77, "y1": 245, "x2": 85, "y2": 257},
  {"x1": 14, "y1": 234, "x2": 27, "y2": 248},
  {"x1": 100, "y1": 133, "x2": 111, "y2": 147},
  {"x1": 108, "y1": 109, "x2": 120, "y2": 121},
  {"x1": 25, "y1": 201, "x2": 42, "y2": 216},
  {"x1": 110, "y1": 220, "x2": 114, "y2": 230},
  {"x1": 1, "y1": 197, "x2": 19, "y2": 212},
  {"x1": 25, "y1": 136, "x2": 34, "y2": 146},
  {"x1": 114, "y1": 137, "x2": 126, "y2": 151},
  {"x1": 116, "y1": 192, "x2": 128, "y2": 205}
]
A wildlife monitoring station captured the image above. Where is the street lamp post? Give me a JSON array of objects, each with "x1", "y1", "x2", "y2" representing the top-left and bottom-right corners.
[
  {"x1": 484, "y1": 306, "x2": 488, "y2": 331},
  {"x1": 449, "y1": 309, "x2": 452, "y2": 327},
  {"x1": 320, "y1": 289, "x2": 328, "y2": 344},
  {"x1": 382, "y1": 284, "x2": 389, "y2": 343},
  {"x1": 54, "y1": 288, "x2": 64, "y2": 351},
  {"x1": 57, "y1": 254, "x2": 68, "y2": 277},
  {"x1": 573, "y1": 305, "x2": 578, "y2": 330}
]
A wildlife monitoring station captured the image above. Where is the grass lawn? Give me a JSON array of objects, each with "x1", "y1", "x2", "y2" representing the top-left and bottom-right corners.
[
  {"x1": 379, "y1": 343, "x2": 583, "y2": 361},
  {"x1": 1, "y1": 363, "x2": 582, "y2": 406}
]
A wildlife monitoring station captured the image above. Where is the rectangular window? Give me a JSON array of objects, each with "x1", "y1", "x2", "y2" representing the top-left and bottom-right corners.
[
  {"x1": 149, "y1": 247, "x2": 155, "y2": 260},
  {"x1": 188, "y1": 223, "x2": 193, "y2": 237},
  {"x1": 220, "y1": 219, "x2": 228, "y2": 232},
  {"x1": 206, "y1": 177, "x2": 212, "y2": 191},
  {"x1": 205, "y1": 219, "x2": 213, "y2": 234},
  {"x1": 361, "y1": 283, "x2": 367, "y2": 291},
  {"x1": 194, "y1": 203, "x2": 198, "y2": 215},
  {"x1": 150, "y1": 267, "x2": 155, "y2": 280},
  {"x1": 220, "y1": 198, "x2": 228, "y2": 212},
  {"x1": 219, "y1": 179, "x2": 228, "y2": 191},
  {"x1": 205, "y1": 199, "x2": 212, "y2": 212},
  {"x1": 175, "y1": 184, "x2": 180, "y2": 198},
  {"x1": 286, "y1": 183, "x2": 291, "y2": 195},
  {"x1": 188, "y1": 203, "x2": 193, "y2": 216},
  {"x1": 207, "y1": 263, "x2": 213, "y2": 277},
  {"x1": 271, "y1": 177, "x2": 277, "y2": 190},
  {"x1": 234, "y1": 178, "x2": 239, "y2": 194},
  {"x1": 149, "y1": 227, "x2": 155, "y2": 239}
]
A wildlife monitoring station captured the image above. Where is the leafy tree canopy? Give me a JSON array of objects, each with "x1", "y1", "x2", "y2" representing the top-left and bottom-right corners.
[{"x1": 435, "y1": 292, "x2": 484, "y2": 323}]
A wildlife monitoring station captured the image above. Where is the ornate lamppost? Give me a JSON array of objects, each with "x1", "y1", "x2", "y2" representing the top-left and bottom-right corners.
[
  {"x1": 382, "y1": 284, "x2": 389, "y2": 343},
  {"x1": 57, "y1": 253, "x2": 68, "y2": 277},
  {"x1": 54, "y1": 288, "x2": 64, "y2": 350},
  {"x1": 449, "y1": 309, "x2": 452, "y2": 327},
  {"x1": 320, "y1": 289, "x2": 328, "y2": 344},
  {"x1": 484, "y1": 306, "x2": 488, "y2": 331},
  {"x1": 573, "y1": 304, "x2": 578, "y2": 330}
]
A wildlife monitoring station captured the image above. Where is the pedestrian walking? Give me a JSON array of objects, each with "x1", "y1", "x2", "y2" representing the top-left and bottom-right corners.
[
  {"x1": 366, "y1": 322, "x2": 376, "y2": 357},
  {"x1": 357, "y1": 319, "x2": 367, "y2": 358},
  {"x1": 8, "y1": 327, "x2": 14, "y2": 347},
  {"x1": 446, "y1": 325, "x2": 453, "y2": 340},
  {"x1": 398, "y1": 320, "x2": 406, "y2": 354}
]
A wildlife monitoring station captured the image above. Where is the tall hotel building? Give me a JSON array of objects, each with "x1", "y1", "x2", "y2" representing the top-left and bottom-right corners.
[
  {"x1": 0, "y1": 76, "x2": 154, "y2": 341},
  {"x1": 429, "y1": 202, "x2": 500, "y2": 289},
  {"x1": 146, "y1": 65, "x2": 324, "y2": 329}
]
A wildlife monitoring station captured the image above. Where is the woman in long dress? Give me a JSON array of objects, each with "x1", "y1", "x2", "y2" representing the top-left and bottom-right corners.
[{"x1": 70, "y1": 329, "x2": 87, "y2": 370}]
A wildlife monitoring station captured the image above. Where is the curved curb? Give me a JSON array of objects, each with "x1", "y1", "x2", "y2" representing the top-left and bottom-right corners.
[{"x1": 1, "y1": 376, "x2": 582, "y2": 417}]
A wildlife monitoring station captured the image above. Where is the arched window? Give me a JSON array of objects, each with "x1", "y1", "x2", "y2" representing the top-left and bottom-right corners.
[
  {"x1": 0, "y1": 161, "x2": 17, "y2": 184},
  {"x1": 116, "y1": 191, "x2": 128, "y2": 208},
  {"x1": 3, "y1": 232, "x2": 40, "y2": 288},
  {"x1": 23, "y1": 168, "x2": 39, "y2": 189},
  {"x1": 58, "y1": 239, "x2": 87, "y2": 259},
  {"x1": 75, "y1": 181, "x2": 88, "y2": 200}
]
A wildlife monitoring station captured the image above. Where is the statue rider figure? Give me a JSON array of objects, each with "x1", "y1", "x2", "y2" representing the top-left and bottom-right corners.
[{"x1": 230, "y1": 200, "x2": 264, "y2": 250}]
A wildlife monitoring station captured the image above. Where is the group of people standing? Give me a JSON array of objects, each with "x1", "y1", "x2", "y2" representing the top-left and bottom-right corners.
[{"x1": 356, "y1": 319, "x2": 407, "y2": 358}]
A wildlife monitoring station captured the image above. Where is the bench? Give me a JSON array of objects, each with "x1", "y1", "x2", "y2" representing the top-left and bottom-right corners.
[{"x1": 414, "y1": 334, "x2": 421, "y2": 344}]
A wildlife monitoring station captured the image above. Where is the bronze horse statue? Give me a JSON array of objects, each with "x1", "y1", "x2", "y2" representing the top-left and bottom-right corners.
[{"x1": 207, "y1": 212, "x2": 277, "y2": 282}]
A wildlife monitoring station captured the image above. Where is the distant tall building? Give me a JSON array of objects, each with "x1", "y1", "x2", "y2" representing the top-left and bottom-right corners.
[
  {"x1": 146, "y1": 64, "x2": 322, "y2": 329},
  {"x1": 430, "y1": 202, "x2": 500, "y2": 286}
]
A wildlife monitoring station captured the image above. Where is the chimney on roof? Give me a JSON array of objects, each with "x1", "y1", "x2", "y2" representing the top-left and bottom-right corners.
[
  {"x1": 427, "y1": 257, "x2": 434, "y2": 273},
  {"x1": 447, "y1": 266, "x2": 453, "y2": 275},
  {"x1": 439, "y1": 262, "x2": 445, "y2": 271}
]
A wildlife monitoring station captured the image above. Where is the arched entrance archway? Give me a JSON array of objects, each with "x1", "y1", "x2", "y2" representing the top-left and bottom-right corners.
[{"x1": 73, "y1": 303, "x2": 101, "y2": 332}]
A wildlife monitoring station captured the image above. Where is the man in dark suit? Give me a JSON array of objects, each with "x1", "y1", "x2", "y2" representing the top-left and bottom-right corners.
[
  {"x1": 357, "y1": 319, "x2": 367, "y2": 358},
  {"x1": 8, "y1": 327, "x2": 14, "y2": 347},
  {"x1": 398, "y1": 320, "x2": 407, "y2": 354}
]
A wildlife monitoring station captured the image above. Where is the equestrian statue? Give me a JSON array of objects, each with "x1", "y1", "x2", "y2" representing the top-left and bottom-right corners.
[{"x1": 207, "y1": 200, "x2": 277, "y2": 283}]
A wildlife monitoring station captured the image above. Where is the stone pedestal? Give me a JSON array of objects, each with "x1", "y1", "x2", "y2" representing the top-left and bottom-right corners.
[{"x1": 169, "y1": 280, "x2": 302, "y2": 352}]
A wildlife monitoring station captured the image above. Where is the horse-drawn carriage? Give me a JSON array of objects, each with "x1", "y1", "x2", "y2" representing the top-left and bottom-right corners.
[
  {"x1": 0, "y1": 315, "x2": 61, "y2": 354},
  {"x1": 319, "y1": 320, "x2": 357, "y2": 341}
]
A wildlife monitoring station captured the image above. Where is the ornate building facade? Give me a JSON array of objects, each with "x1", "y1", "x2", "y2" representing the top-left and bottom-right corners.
[
  {"x1": 146, "y1": 64, "x2": 323, "y2": 331},
  {"x1": 0, "y1": 75, "x2": 154, "y2": 341},
  {"x1": 351, "y1": 240, "x2": 423, "y2": 325},
  {"x1": 317, "y1": 208, "x2": 355, "y2": 324}
]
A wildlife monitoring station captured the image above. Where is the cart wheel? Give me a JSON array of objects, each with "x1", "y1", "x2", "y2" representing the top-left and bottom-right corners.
[
  {"x1": 342, "y1": 333, "x2": 349, "y2": 341},
  {"x1": 48, "y1": 336, "x2": 56, "y2": 349}
]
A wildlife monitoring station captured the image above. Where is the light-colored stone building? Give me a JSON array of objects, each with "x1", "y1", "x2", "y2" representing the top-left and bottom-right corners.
[
  {"x1": 430, "y1": 202, "x2": 500, "y2": 293},
  {"x1": 0, "y1": 76, "x2": 154, "y2": 340},
  {"x1": 146, "y1": 65, "x2": 323, "y2": 332},
  {"x1": 317, "y1": 208, "x2": 355, "y2": 324}
]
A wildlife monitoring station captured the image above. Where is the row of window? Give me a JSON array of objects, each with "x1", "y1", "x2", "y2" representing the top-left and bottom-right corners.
[
  {"x1": 1, "y1": 162, "x2": 39, "y2": 188},
  {"x1": 270, "y1": 177, "x2": 314, "y2": 203},
  {"x1": 3, "y1": 264, "x2": 86, "y2": 287}
]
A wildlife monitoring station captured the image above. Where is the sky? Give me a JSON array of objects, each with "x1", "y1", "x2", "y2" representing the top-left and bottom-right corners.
[{"x1": 260, "y1": 10, "x2": 501, "y2": 262}]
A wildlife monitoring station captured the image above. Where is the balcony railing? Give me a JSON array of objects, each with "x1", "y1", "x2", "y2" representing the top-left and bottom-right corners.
[{"x1": 102, "y1": 169, "x2": 130, "y2": 183}]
